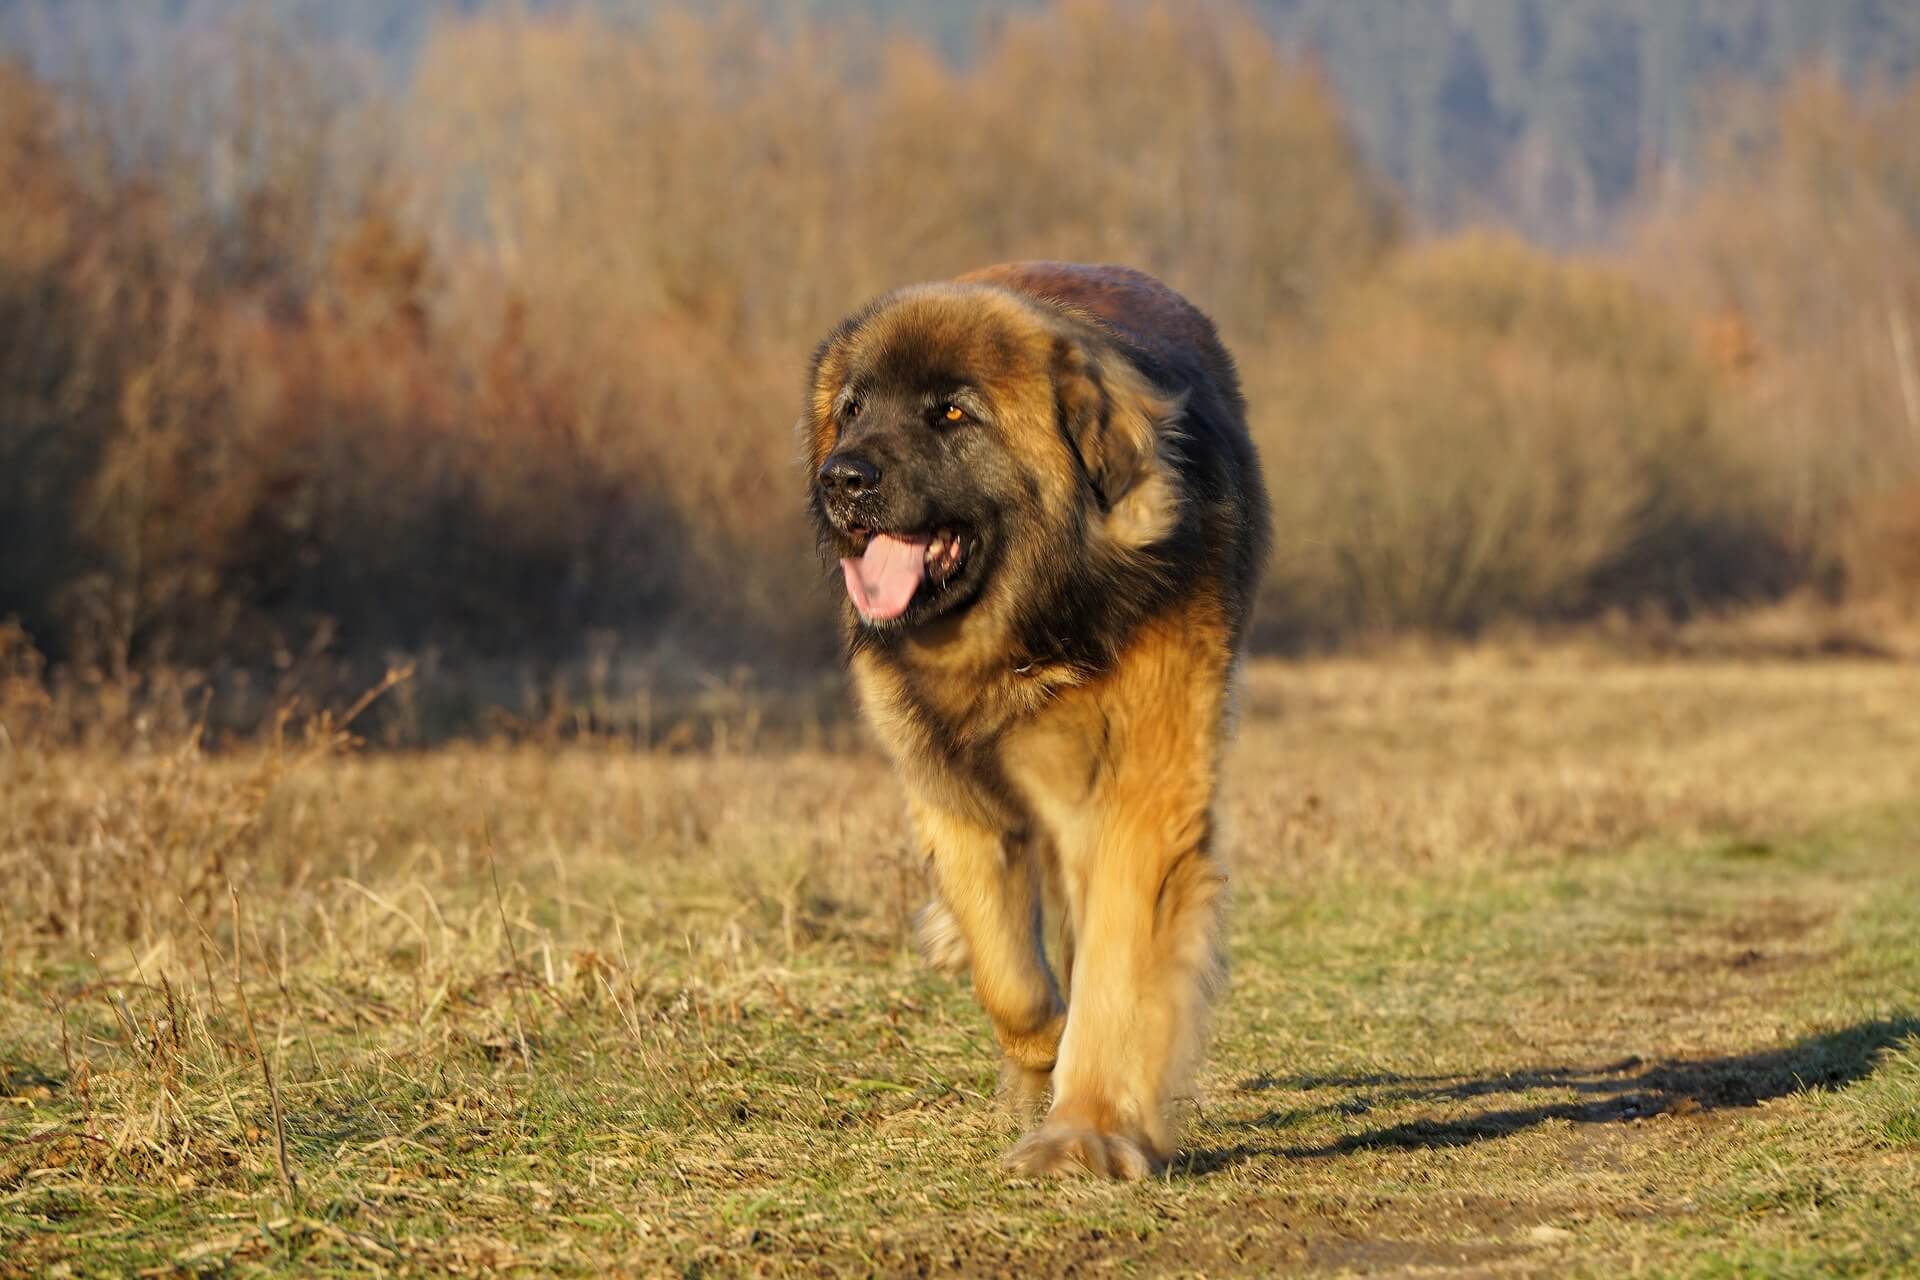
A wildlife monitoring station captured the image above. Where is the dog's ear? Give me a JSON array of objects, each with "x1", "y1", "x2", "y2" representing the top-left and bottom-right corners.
[{"x1": 1052, "y1": 335, "x2": 1185, "y2": 548}]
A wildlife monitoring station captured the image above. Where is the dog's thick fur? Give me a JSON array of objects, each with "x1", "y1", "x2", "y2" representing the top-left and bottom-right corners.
[{"x1": 800, "y1": 262, "x2": 1269, "y2": 1178}]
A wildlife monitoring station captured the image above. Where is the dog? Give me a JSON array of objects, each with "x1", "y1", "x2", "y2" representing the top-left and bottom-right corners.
[{"x1": 800, "y1": 262, "x2": 1269, "y2": 1178}]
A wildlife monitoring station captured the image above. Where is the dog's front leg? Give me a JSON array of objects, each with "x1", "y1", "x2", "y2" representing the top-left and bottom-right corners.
[
  {"x1": 911, "y1": 796, "x2": 1065, "y2": 1115},
  {"x1": 1004, "y1": 619, "x2": 1229, "y2": 1180},
  {"x1": 1004, "y1": 799, "x2": 1224, "y2": 1178}
]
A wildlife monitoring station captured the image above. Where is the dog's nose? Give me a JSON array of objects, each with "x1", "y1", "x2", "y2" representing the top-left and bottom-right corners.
[{"x1": 818, "y1": 453, "x2": 881, "y2": 498}]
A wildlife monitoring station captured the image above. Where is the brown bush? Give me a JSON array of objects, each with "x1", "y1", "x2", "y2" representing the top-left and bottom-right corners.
[
  {"x1": 1250, "y1": 233, "x2": 1792, "y2": 642},
  {"x1": 2, "y1": 7, "x2": 1918, "y2": 718},
  {"x1": 1, "y1": 1, "x2": 1399, "y2": 682},
  {"x1": 401, "y1": 0, "x2": 1397, "y2": 662},
  {"x1": 1632, "y1": 69, "x2": 1920, "y2": 588},
  {"x1": 1845, "y1": 481, "x2": 1920, "y2": 611}
]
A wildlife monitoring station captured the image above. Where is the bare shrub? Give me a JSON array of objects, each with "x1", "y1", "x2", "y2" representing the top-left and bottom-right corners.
[
  {"x1": 1251, "y1": 233, "x2": 1790, "y2": 643},
  {"x1": 4, "y1": 8, "x2": 1919, "y2": 702},
  {"x1": 403, "y1": 0, "x2": 1395, "y2": 663},
  {"x1": 0, "y1": 4, "x2": 1397, "y2": 686},
  {"x1": 1632, "y1": 69, "x2": 1920, "y2": 588},
  {"x1": 1845, "y1": 480, "x2": 1920, "y2": 612}
]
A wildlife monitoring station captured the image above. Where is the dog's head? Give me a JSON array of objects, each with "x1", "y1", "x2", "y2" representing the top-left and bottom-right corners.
[{"x1": 800, "y1": 283, "x2": 1183, "y2": 634}]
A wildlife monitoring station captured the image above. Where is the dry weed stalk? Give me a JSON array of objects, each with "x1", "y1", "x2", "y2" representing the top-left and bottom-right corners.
[
  {"x1": 484, "y1": 817, "x2": 538, "y2": 1073},
  {"x1": 228, "y1": 883, "x2": 297, "y2": 1201}
]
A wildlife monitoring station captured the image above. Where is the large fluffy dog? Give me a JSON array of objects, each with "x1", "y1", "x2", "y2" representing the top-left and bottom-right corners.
[{"x1": 800, "y1": 262, "x2": 1269, "y2": 1178}]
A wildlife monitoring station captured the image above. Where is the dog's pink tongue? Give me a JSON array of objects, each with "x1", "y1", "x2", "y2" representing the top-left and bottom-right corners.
[{"x1": 840, "y1": 533, "x2": 927, "y2": 621}]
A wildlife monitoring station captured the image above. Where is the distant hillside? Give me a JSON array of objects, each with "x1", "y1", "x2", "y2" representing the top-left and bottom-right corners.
[
  {"x1": 3, "y1": 0, "x2": 1918, "y2": 239},
  {"x1": 1260, "y1": 0, "x2": 1920, "y2": 239}
]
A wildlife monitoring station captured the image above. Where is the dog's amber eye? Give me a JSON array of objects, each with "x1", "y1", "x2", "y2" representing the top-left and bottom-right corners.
[
  {"x1": 940, "y1": 403, "x2": 965, "y2": 424},
  {"x1": 844, "y1": 401, "x2": 862, "y2": 420}
]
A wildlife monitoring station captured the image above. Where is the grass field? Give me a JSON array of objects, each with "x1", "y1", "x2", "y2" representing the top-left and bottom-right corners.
[{"x1": 3, "y1": 654, "x2": 1918, "y2": 1277}]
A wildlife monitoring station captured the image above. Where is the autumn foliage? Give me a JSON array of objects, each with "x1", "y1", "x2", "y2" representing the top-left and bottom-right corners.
[{"x1": 2, "y1": 2, "x2": 1917, "y2": 712}]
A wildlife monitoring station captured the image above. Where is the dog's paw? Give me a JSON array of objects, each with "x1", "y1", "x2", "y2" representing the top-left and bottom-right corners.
[
  {"x1": 1003, "y1": 1123, "x2": 1161, "y2": 1181},
  {"x1": 913, "y1": 897, "x2": 971, "y2": 975}
]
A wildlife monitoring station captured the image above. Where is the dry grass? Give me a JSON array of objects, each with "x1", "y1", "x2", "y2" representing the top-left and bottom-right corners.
[{"x1": 3, "y1": 651, "x2": 1917, "y2": 1276}]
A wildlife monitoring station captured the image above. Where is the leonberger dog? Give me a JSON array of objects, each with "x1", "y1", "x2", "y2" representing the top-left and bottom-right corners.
[{"x1": 800, "y1": 262, "x2": 1269, "y2": 1179}]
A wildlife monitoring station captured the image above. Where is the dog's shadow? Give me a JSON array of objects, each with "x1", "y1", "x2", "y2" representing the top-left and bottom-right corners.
[{"x1": 1176, "y1": 1016, "x2": 1919, "y2": 1176}]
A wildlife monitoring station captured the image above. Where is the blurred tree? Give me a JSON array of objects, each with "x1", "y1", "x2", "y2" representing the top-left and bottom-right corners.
[
  {"x1": 9, "y1": 0, "x2": 1919, "y2": 239},
  {"x1": 11, "y1": 0, "x2": 1918, "y2": 240}
]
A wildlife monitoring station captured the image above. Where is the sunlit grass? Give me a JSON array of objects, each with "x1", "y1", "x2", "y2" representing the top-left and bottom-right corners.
[{"x1": 3, "y1": 654, "x2": 1918, "y2": 1275}]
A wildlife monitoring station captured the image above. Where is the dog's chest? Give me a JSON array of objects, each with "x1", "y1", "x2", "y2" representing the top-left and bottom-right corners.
[
  {"x1": 996, "y1": 688, "x2": 1111, "y2": 853},
  {"x1": 853, "y1": 648, "x2": 1104, "y2": 834}
]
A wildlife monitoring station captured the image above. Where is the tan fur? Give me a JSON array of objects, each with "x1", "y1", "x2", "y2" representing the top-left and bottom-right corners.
[
  {"x1": 996, "y1": 600, "x2": 1231, "y2": 1173},
  {"x1": 849, "y1": 594, "x2": 1236, "y2": 1177},
  {"x1": 805, "y1": 263, "x2": 1265, "y2": 1180}
]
